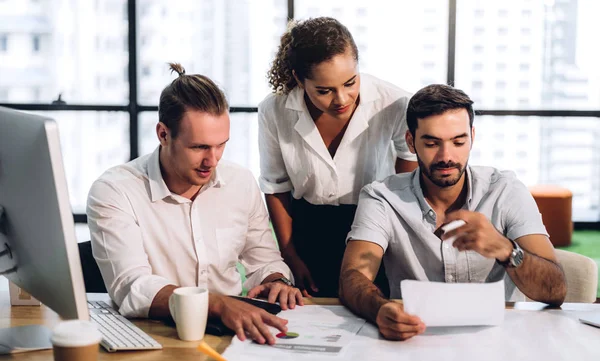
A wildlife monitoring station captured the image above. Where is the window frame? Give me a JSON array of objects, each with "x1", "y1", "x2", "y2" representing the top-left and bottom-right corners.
[{"x1": 0, "y1": 0, "x2": 598, "y2": 229}]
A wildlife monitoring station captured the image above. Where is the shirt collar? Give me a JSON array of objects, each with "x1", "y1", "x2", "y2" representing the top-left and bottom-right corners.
[
  {"x1": 284, "y1": 73, "x2": 379, "y2": 112},
  {"x1": 147, "y1": 146, "x2": 226, "y2": 203},
  {"x1": 411, "y1": 165, "x2": 474, "y2": 216},
  {"x1": 148, "y1": 147, "x2": 171, "y2": 202}
]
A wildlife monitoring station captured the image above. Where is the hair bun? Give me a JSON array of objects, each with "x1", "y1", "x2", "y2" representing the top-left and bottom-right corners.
[{"x1": 168, "y1": 62, "x2": 186, "y2": 76}]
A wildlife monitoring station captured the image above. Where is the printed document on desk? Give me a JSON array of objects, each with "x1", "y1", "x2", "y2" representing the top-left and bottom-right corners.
[
  {"x1": 226, "y1": 308, "x2": 600, "y2": 361},
  {"x1": 401, "y1": 279, "x2": 505, "y2": 326},
  {"x1": 222, "y1": 305, "x2": 366, "y2": 359}
]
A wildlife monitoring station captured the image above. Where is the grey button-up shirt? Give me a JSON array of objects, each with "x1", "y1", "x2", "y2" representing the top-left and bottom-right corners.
[{"x1": 347, "y1": 165, "x2": 548, "y2": 301}]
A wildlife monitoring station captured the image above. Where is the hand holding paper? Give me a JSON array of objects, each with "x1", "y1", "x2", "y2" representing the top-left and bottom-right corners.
[
  {"x1": 375, "y1": 302, "x2": 426, "y2": 341},
  {"x1": 401, "y1": 280, "x2": 505, "y2": 327}
]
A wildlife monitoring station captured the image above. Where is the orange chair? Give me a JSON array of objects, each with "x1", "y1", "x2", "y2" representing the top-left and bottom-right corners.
[{"x1": 528, "y1": 185, "x2": 573, "y2": 247}]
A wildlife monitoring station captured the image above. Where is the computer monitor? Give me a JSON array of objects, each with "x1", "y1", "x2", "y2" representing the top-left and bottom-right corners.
[{"x1": 0, "y1": 106, "x2": 88, "y2": 322}]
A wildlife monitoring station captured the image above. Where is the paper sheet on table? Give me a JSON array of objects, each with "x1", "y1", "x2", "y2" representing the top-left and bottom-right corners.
[
  {"x1": 224, "y1": 309, "x2": 600, "y2": 361},
  {"x1": 401, "y1": 280, "x2": 505, "y2": 327},
  {"x1": 222, "y1": 305, "x2": 366, "y2": 359}
]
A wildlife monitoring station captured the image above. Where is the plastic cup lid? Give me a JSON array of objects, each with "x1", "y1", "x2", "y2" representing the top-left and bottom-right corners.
[{"x1": 51, "y1": 320, "x2": 103, "y2": 347}]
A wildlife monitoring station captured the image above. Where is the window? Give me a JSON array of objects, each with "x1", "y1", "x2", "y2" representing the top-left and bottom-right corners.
[
  {"x1": 470, "y1": 116, "x2": 600, "y2": 222},
  {"x1": 0, "y1": 2, "x2": 128, "y2": 104},
  {"x1": 295, "y1": 0, "x2": 448, "y2": 93},
  {"x1": 138, "y1": 0, "x2": 287, "y2": 105},
  {"x1": 29, "y1": 111, "x2": 129, "y2": 213},
  {"x1": 0, "y1": 0, "x2": 597, "y2": 228},
  {"x1": 456, "y1": 1, "x2": 600, "y2": 109}
]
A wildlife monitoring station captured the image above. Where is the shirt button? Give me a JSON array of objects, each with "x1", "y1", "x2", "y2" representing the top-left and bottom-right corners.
[
  {"x1": 329, "y1": 192, "x2": 335, "y2": 197},
  {"x1": 200, "y1": 270, "x2": 207, "y2": 275},
  {"x1": 443, "y1": 243, "x2": 450, "y2": 249}
]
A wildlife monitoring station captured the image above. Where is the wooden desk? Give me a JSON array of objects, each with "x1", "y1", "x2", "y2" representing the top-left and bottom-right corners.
[{"x1": 1, "y1": 293, "x2": 598, "y2": 360}]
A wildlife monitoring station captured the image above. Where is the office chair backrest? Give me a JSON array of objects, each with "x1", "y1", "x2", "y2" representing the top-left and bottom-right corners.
[
  {"x1": 556, "y1": 249, "x2": 598, "y2": 303},
  {"x1": 78, "y1": 241, "x2": 107, "y2": 293}
]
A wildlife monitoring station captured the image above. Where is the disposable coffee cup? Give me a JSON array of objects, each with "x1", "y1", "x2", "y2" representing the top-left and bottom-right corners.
[{"x1": 51, "y1": 320, "x2": 102, "y2": 361}]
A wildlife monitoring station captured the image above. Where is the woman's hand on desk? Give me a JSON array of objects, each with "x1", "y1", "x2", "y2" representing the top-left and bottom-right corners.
[
  {"x1": 285, "y1": 255, "x2": 319, "y2": 297},
  {"x1": 247, "y1": 281, "x2": 304, "y2": 310},
  {"x1": 214, "y1": 295, "x2": 289, "y2": 345},
  {"x1": 376, "y1": 302, "x2": 426, "y2": 341}
]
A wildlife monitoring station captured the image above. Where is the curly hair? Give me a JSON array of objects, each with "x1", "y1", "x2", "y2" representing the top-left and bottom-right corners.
[
  {"x1": 267, "y1": 17, "x2": 359, "y2": 94},
  {"x1": 158, "y1": 62, "x2": 228, "y2": 138}
]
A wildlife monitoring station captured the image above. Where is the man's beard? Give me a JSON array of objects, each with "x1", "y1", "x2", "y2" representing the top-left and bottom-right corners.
[{"x1": 417, "y1": 155, "x2": 467, "y2": 188}]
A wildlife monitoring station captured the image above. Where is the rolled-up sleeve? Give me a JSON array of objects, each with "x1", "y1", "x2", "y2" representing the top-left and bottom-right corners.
[
  {"x1": 87, "y1": 180, "x2": 172, "y2": 318},
  {"x1": 391, "y1": 98, "x2": 417, "y2": 162},
  {"x1": 347, "y1": 185, "x2": 392, "y2": 252},
  {"x1": 257, "y1": 103, "x2": 293, "y2": 194},
  {"x1": 240, "y1": 177, "x2": 293, "y2": 290}
]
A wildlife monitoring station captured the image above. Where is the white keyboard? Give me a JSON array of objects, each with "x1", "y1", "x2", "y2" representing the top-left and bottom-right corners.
[{"x1": 88, "y1": 301, "x2": 162, "y2": 352}]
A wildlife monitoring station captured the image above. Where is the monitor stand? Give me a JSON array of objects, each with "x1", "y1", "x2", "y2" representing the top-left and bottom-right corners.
[{"x1": 0, "y1": 227, "x2": 52, "y2": 354}]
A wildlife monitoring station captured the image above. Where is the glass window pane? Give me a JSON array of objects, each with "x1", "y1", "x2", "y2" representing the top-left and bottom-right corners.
[
  {"x1": 29, "y1": 111, "x2": 130, "y2": 213},
  {"x1": 0, "y1": 0, "x2": 129, "y2": 104},
  {"x1": 456, "y1": 0, "x2": 600, "y2": 109},
  {"x1": 139, "y1": 112, "x2": 260, "y2": 180},
  {"x1": 294, "y1": 0, "x2": 448, "y2": 92},
  {"x1": 137, "y1": 0, "x2": 287, "y2": 106},
  {"x1": 470, "y1": 116, "x2": 600, "y2": 222}
]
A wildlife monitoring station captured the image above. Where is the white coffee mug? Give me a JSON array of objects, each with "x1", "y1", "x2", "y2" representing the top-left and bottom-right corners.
[{"x1": 169, "y1": 287, "x2": 209, "y2": 341}]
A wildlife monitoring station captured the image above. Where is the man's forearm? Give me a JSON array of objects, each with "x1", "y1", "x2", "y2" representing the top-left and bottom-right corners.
[
  {"x1": 507, "y1": 250, "x2": 567, "y2": 306},
  {"x1": 339, "y1": 268, "x2": 389, "y2": 323},
  {"x1": 148, "y1": 284, "x2": 179, "y2": 320}
]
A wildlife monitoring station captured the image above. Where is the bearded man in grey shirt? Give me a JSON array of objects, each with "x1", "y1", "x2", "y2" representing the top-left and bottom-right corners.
[{"x1": 339, "y1": 84, "x2": 567, "y2": 341}]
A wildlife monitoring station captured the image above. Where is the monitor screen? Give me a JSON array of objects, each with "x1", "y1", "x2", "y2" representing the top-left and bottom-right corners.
[{"x1": 0, "y1": 106, "x2": 88, "y2": 320}]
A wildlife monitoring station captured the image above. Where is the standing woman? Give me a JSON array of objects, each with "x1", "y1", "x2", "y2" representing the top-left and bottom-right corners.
[{"x1": 258, "y1": 17, "x2": 417, "y2": 297}]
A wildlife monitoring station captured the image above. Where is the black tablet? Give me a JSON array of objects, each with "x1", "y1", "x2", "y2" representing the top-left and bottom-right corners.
[{"x1": 205, "y1": 296, "x2": 282, "y2": 336}]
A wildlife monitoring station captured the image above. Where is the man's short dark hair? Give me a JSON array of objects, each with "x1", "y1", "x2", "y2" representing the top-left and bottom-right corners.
[{"x1": 406, "y1": 84, "x2": 474, "y2": 136}]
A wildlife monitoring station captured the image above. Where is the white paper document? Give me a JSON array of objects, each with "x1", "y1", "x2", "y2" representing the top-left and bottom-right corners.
[
  {"x1": 401, "y1": 280, "x2": 505, "y2": 327},
  {"x1": 222, "y1": 305, "x2": 366, "y2": 359}
]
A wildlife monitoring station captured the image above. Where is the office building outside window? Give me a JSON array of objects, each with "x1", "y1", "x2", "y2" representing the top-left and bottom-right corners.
[{"x1": 0, "y1": 0, "x2": 598, "y2": 226}]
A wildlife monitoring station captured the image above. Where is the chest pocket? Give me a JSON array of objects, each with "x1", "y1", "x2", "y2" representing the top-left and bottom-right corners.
[{"x1": 215, "y1": 226, "x2": 246, "y2": 270}]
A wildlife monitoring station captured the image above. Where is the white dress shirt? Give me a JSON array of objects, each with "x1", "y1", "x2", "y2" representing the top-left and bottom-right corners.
[
  {"x1": 258, "y1": 73, "x2": 417, "y2": 205},
  {"x1": 87, "y1": 147, "x2": 292, "y2": 318}
]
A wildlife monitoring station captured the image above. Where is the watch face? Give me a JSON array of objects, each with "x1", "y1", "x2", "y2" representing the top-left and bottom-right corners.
[{"x1": 510, "y1": 246, "x2": 524, "y2": 267}]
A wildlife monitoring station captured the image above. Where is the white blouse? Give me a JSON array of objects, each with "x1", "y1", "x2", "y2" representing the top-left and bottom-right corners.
[{"x1": 258, "y1": 73, "x2": 416, "y2": 205}]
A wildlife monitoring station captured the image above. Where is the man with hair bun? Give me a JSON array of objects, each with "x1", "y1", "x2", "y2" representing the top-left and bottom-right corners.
[{"x1": 87, "y1": 63, "x2": 301, "y2": 345}]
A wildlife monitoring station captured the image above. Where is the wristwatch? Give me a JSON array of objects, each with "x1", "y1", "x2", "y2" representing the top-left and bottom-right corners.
[
  {"x1": 273, "y1": 277, "x2": 294, "y2": 287},
  {"x1": 498, "y1": 239, "x2": 524, "y2": 268}
]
